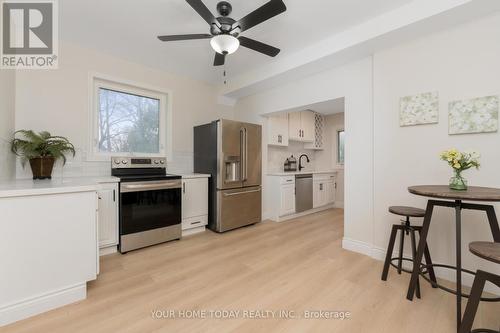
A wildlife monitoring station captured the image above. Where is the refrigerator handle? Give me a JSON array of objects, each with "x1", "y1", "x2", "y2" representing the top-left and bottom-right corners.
[
  {"x1": 240, "y1": 128, "x2": 245, "y2": 182},
  {"x1": 243, "y1": 127, "x2": 248, "y2": 181}
]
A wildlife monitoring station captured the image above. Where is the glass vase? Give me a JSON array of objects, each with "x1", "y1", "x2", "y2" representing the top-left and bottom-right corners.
[{"x1": 449, "y1": 170, "x2": 467, "y2": 190}]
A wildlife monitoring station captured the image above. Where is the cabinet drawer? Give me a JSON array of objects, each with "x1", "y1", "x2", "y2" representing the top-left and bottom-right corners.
[
  {"x1": 313, "y1": 173, "x2": 336, "y2": 181},
  {"x1": 280, "y1": 176, "x2": 295, "y2": 185},
  {"x1": 182, "y1": 215, "x2": 208, "y2": 230}
]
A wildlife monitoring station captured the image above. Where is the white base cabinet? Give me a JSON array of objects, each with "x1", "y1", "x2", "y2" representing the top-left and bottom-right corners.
[
  {"x1": 97, "y1": 183, "x2": 119, "y2": 250},
  {"x1": 313, "y1": 174, "x2": 336, "y2": 208},
  {"x1": 182, "y1": 176, "x2": 209, "y2": 234},
  {"x1": 267, "y1": 172, "x2": 337, "y2": 222}
]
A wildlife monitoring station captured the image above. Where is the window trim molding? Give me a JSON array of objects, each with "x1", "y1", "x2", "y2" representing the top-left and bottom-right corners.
[
  {"x1": 87, "y1": 72, "x2": 173, "y2": 162},
  {"x1": 333, "y1": 127, "x2": 345, "y2": 169}
]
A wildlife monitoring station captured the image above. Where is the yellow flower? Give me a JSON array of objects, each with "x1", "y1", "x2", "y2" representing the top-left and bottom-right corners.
[{"x1": 453, "y1": 163, "x2": 461, "y2": 169}]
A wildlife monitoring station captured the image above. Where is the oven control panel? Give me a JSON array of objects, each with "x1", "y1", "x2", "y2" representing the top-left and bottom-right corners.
[{"x1": 111, "y1": 156, "x2": 166, "y2": 168}]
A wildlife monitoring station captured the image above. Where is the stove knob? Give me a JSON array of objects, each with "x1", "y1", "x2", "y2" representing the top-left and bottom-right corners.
[
  {"x1": 122, "y1": 160, "x2": 128, "y2": 164},
  {"x1": 113, "y1": 159, "x2": 121, "y2": 164},
  {"x1": 154, "y1": 160, "x2": 159, "y2": 164},
  {"x1": 160, "y1": 160, "x2": 165, "y2": 164}
]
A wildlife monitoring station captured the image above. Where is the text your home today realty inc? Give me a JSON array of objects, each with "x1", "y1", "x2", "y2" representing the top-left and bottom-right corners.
[{"x1": 151, "y1": 309, "x2": 352, "y2": 320}]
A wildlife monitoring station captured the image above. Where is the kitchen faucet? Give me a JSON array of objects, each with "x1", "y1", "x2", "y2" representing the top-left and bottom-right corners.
[{"x1": 298, "y1": 154, "x2": 310, "y2": 171}]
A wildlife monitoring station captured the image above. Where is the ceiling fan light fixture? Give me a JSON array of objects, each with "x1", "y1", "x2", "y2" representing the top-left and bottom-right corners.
[{"x1": 210, "y1": 34, "x2": 239, "y2": 55}]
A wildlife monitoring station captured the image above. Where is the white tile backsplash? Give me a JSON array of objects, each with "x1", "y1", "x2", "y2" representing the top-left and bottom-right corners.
[
  {"x1": 14, "y1": 148, "x2": 196, "y2": 179},
  {"x1": 268, "y1": 141, "x2": 317, "y2": 173}
]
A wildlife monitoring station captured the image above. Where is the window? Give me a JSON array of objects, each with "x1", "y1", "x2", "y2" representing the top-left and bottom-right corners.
[
  {"x1": 337, "y1": 130, "x2": 345, "y2": 165},
  {"x1": 90, "y1": 76, "x2": 170, "y2": 160}
]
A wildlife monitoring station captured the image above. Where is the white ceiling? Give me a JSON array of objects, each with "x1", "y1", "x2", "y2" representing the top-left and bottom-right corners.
[
  {"x1": 60, "y1": 0, "x2": 412, "y2": 84},
  {"x1": 269, "y1": 97, "x2": 345, "y2": 117}
]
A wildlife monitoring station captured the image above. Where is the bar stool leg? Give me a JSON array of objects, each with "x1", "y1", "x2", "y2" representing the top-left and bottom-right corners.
[
  {"x1": 398, "y1": 224, "x2": 405, "y2": 274},
  {"x1": 415, "y1": 227, "x2": 438, "y2": 288},
  {"x1": 409, "y1": 228, "x2": 421, "y2": 299},
  {"x1": 382, "y1": 225, "x2": 399, "y2": 281},
  {"x1": 459, "y1": 271, "x2": 486, "y2": 333},
  {"x1": 459, "y1": 270, "x2": 500, "y2": 333}
]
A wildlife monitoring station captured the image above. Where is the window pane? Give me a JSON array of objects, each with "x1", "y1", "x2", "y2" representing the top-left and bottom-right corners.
[
  {"x1": 337, "y1": 130, "x2": 345, "y2": 164},
  {"x1": 98, "y1": 88, "x2": 160, "y2": 154}
]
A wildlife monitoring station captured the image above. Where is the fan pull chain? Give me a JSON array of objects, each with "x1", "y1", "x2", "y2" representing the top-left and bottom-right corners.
[{"x1": 223, "y1": 65, "x2": 227, "y2": 85}]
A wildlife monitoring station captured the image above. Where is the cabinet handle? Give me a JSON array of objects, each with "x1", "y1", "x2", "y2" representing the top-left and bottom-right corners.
[
  {"x1": 113, "y1": 189, "x2": 116, "y2": 202},
  {"x1": 320, "y1": 183, "x2": 323, "y2": 191},
  {"x1": 278, "y1": 134, "x2": 282, "y2": 143},
  {"x1": 183, "y1": 182, "x2": 186, "y2": 194},
  {"x1": 191, "y1": 221, "x2": 202, "y2": 225}
]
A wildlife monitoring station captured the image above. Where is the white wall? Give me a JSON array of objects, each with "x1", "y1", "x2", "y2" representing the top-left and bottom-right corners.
[
  {"x1": 234, "y1": 58, "x2": 373, "y2": 245},
  {"x1": 0, "y1": 70, "x2": 16, "y2": 180},
  {"x1": 14, "y1": 42, "x2": 233, "y2": 178},
  {"x1": 373, "y1": 12, "x2": 500, "y2": 277}
]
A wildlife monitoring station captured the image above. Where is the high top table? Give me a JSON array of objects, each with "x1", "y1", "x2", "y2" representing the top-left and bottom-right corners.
[{"x1": 407, "y1": 185, "x2": 500, "y2": 333}]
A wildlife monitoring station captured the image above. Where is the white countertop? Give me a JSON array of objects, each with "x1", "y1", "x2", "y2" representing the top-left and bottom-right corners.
[
  {"x1": 0, "y1": 176, "x2": 119, "y2": 198},
  {"x1": 178, "y1": 173, "x2": 211, "y2": 179},
  {"x1": 267, "y1": 170, "x2": 338, "y2": 176}
]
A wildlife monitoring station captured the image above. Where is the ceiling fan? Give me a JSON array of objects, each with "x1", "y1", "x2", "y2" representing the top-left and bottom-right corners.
[{"x1": 157, "y1": 0, "x2": 287, "y2": 66}]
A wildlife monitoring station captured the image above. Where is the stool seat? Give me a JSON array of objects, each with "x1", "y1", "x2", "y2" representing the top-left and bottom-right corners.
[
  {"x1": 389, "y1": 206, "x2": 426, "y2": 218},
  {"x1": 469, "y1": 241, "x2": 500, "y2": 264}
]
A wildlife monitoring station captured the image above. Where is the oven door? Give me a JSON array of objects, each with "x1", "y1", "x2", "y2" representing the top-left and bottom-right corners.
[{"x1": 119, "y1": 180, "x2": 181, "y2": 251}]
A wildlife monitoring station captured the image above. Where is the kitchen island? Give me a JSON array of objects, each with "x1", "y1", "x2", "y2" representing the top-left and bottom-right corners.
[{"x1": 0, "y1": 177, "x2": 118, "y2": 327}]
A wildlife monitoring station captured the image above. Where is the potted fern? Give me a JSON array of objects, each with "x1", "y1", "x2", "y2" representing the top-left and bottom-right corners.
[{"x1": 11, "y1": 130, "x2": 76, "y2": 180}]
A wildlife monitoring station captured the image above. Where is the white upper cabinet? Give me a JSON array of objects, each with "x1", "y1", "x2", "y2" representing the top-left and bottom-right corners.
[
  {"x1": 267, "y1": 113, "x2": 289, "y2": 146},
  {"x1": 305, "y1": 113, "x2": 325, "y2": 150},
  {"x1": 289, "y1": 111, "x2": 315, "y2": 143}
]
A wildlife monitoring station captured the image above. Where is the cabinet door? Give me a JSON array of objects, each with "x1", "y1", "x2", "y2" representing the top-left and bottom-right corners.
[
  {"x1": 301, "y1": 111, "x2": 316, "y2": 142},
  {"x1": 325, "y1": 180, "x2": 336, "y2": 205},
  {"x1": 313, "y1": 181, "x2": 321, "y2": 208},
  {"x1": 98, "y1": 184, "x2": 118, "y2": 248},
  {"x1": 268, "y1": 114, "x2": 289, "y2": 146},
  {"x1": 280, "y1": 184, "x2": 296, "y2": 216},
  {"x1": 288, "y1": 112, "x2": 302, "y2": 141},
  {"x1": 182, "y1": 178, "x2": 209, "y2": 219}
]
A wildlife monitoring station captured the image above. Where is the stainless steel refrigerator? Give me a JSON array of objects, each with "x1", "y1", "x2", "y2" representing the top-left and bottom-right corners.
[{"x1": 194, "y1": 119, "x2": 262, "y2": 232}]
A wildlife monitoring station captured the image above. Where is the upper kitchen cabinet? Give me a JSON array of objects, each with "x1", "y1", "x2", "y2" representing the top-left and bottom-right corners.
[
  {"x1": 267, "y1": 113, "x2": 289, "y2": 146},
  {"x1": 304, "y1": 113, "x2": 325, "y2": 150},
  {"x1": 289, "y1": 110, "x2": 315, "y2": 142}
]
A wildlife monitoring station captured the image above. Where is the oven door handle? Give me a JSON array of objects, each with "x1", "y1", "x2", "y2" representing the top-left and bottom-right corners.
[{"x1": 120, "y1": 180, "x2": 182, "y2": 193}]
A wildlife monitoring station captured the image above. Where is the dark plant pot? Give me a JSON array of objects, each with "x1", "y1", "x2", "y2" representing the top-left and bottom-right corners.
[{"x1": 29, "y1": 157, "x2": 55, "y2": 180}]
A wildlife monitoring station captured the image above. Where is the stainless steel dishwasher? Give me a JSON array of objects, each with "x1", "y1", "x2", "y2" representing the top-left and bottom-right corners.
[{"x1": 295, "y1": 174, "x2": 313, "y2": 213}]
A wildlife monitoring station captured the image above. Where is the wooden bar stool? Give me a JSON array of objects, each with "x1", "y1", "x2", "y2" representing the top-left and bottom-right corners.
[
  {"x1": 459, "y1": 242, "x2": 500, "y2": 333},
  {"x1": 381, "y1": 206, "x2": 437, "y2": 298}
]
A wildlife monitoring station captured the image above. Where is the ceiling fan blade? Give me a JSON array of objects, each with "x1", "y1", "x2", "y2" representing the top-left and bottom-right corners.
[
  {"x1": 157, "y1": 34, "x2": 212, "y2": 42},
  {"x1": 214, "y1": 52, "x2": 225, "y2": 66},
  {"x1": 232, "y1": 0, "x2": 286, "y2": 33},
  {"x1": 239, "y1": 36, "x2": 280, "y2": 57},
  {"x1": 185, "y1": 0, "x2": 221, "y2": 28}
]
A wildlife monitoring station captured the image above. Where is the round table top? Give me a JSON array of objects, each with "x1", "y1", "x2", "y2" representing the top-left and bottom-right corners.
[{"x1": 408, "y1": 185, "x2": 500, "y2": 202}]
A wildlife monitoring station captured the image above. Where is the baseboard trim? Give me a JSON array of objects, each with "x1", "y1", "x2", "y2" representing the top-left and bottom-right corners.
[
  {"x1": 334, "y1": 201, "x2": 344, "y2": 209},
  {"x1": 273, "y1": 205, "x2": 336, "y2": 222},
  {"x1": 99, "y1": 246, "x2": 117, "y2": 256},
  {"x1": 343, "y1": 238, "x2": 499, "y2": 296},
  {"x1": 182, "y1": 226, "x2": 206, "y2": 237},
  {"x1": 342, "y1": 237, "x2": 373, "y2": 257},
  {"x1": 0, "y1": 283, "x2": 87, "y2": 327}
]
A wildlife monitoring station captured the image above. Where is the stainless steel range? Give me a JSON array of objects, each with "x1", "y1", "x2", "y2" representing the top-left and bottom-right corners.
[{"x1": 111, "y1": 157, "x2": 181, "y2": 253}]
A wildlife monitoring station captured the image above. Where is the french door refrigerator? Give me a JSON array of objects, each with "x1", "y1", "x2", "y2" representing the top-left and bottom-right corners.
[{"x1": 194, "y1": 119, "x2": 262, "y2": 232}]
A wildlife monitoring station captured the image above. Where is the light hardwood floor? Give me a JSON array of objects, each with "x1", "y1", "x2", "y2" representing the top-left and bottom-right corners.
[{"x1": 3, "y1": 209, "x2": 499, "y2": 333}]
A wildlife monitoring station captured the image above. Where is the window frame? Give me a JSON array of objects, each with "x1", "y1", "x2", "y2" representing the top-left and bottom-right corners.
[
  {"x1": 88, "y1": 73, "x2": 172, "y2": 161},
  {"x1": 335, "y1": 128, "x2": 345, "y2": 168}
]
